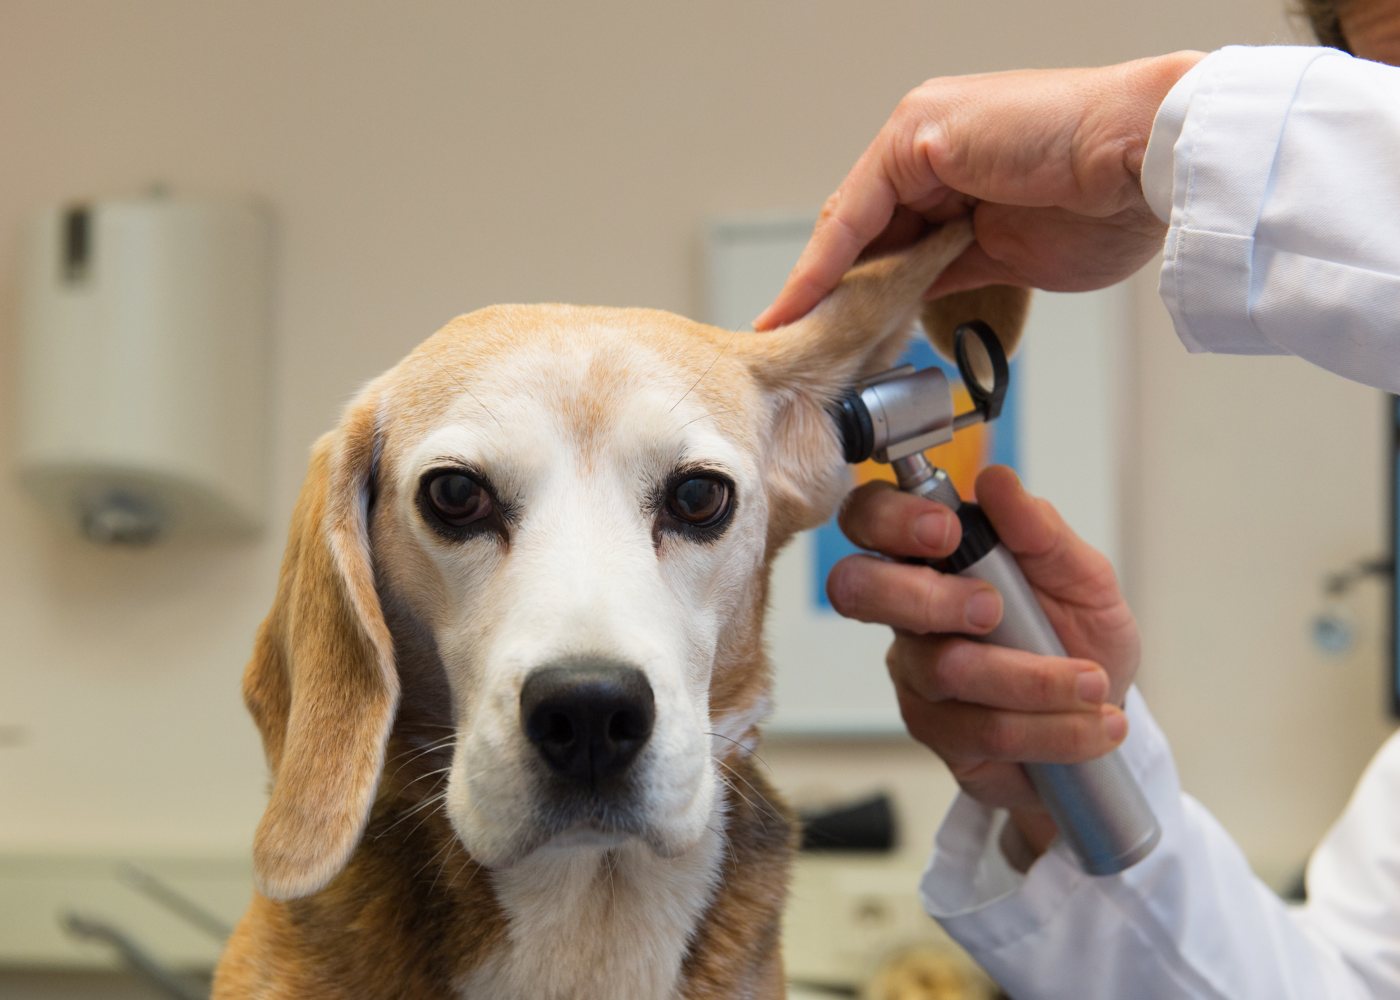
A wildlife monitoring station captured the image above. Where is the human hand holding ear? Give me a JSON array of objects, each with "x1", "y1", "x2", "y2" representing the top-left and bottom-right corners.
[
  {"x1": 754, "y1": 52, "x2": 1204, "y2": 331},
  {"x1": 826, "y1": 466, "x2": 1140, "y2": 858}
]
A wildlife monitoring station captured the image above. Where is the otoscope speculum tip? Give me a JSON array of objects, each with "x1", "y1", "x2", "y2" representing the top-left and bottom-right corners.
[{"x1": 833, "y1": 394, "x2": 875, "y2": 464}]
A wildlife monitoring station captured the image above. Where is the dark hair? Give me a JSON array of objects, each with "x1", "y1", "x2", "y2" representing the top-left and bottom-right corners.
[{"x1": 1300, "y1": 0, "x2": 1353, "y2": 52}]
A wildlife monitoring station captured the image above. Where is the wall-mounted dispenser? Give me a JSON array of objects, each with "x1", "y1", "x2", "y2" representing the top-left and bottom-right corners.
[{"x1": 15, "y1": 194, "x2": 272, "y2": 544}]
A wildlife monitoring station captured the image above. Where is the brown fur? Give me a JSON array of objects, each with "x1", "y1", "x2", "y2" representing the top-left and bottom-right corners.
[
  {"x1": 243, "y1": 399, "x2": 400, "y2": 902},
  {"x1": 922, "y1": 285, "x2": 1030, "y2": 364},
  {"x1": 216, "y1": 221, "x2": 1027, "y2": 998}
]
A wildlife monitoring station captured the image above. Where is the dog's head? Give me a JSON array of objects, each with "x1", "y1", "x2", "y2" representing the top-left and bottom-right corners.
[{"x1": 242, "y1": 222, "x2": 1028, "y2": 900}]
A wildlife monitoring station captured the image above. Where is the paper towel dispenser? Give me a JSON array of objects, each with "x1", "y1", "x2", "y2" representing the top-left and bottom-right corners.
[{"x1": 15, "y1": 195, "x2": 272, "y2": 544}]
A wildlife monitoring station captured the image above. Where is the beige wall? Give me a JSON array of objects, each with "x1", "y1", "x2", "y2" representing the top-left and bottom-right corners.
[{"x1": 1, "y1": 0, "x2": 1390, "y2": 881}]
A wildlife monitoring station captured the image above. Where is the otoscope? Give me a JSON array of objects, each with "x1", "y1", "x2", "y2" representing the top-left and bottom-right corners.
[{"x1": 833, "y1": 322, "x2": 1161, "y2": 875}]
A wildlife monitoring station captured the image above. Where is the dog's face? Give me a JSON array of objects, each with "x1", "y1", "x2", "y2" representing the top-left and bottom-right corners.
[
  {"x1": 240, "y1": 222, "x2": 1028, "y2": 900},
  {"x1": 378, "y1": 307, "x2": 779, "y2": 869}
]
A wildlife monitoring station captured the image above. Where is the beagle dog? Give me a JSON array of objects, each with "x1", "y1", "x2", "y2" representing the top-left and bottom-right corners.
[{"x1": 213, "y1": 221, "x2": 1027, "y2": 999}]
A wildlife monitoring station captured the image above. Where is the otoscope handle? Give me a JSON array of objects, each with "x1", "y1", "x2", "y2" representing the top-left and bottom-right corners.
[{"x1": 939, "y1": 505, "x2": 1161, "y2": 875}]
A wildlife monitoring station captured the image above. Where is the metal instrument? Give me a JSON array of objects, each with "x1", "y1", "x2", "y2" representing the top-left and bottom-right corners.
[{"x1": 832, "y1": 323, "x2": 1160, "y2": 875}]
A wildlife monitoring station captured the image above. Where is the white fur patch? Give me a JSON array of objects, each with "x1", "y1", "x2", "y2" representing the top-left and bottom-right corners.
[{"x1": 457, "y1": 825, "x2": 724, "y2": 1000}]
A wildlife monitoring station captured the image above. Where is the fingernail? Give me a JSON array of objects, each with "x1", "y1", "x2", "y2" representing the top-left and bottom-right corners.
[
  {"x1": 1076, "y1": 670, "x2": 1108, "y2": 705},
  {"x1": 914, "y1": 511, "x2": 952, "y2": 551},
  {"x1": 1102, "y1": 708, "x2": 1127, "y2": 743},
  {"x1": 965, "y1": 589, "x2": 1002, "y2": 630},
  {"x1": 825, "y1": 565, "x2": 852, "y2": 615}
]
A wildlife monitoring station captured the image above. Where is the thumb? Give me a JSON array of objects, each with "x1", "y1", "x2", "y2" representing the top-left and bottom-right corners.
[
  {"x1": 924, "y1": 240, "x2": 1019, "y2": 298},
  {"x1": 974, "y1": 466, "x2": 1119, "y2": 606}
]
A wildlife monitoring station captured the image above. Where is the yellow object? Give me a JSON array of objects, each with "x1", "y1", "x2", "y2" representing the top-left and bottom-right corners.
[{"x1": 862, "y1": 943, "x2": 998, "y2": 1000}]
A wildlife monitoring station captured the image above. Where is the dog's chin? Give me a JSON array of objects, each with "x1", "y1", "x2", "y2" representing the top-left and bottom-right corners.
[
  {"x1": 450, "y1": 809, "x2": 710, "y2": 871},
  {"x1": 535, "y1": 826, "x2": 634, "y2": 852}
]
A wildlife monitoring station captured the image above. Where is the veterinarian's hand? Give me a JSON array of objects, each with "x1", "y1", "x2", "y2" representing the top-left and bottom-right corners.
[
  {"x1": 753, "y1": 51, "x2": 1204, "y2": 330},
  {"x1": 826, "y1": 466, "x2": 1140, "y2": 857}
]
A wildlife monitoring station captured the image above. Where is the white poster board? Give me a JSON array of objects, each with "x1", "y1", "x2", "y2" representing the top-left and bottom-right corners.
[{"x1": 705, "y1": 218, "x2": 1129, "y2": 734}]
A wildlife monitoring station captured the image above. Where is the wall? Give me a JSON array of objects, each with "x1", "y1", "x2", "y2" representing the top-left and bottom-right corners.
[{"x1": 1, "y1": 0, "x2": 1389, "y2": 887}]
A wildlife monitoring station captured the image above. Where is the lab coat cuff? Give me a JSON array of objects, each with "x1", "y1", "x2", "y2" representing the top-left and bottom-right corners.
[
  {"x1": 1141, "y1": 58, "x2": 1204, "y2": 224},
  {"x1": 920, "y1": 689, "x2": 1175, "y2": 953},
  {"x1": 1157, "y1": 45, "x2": 1340, "y2": 357}
]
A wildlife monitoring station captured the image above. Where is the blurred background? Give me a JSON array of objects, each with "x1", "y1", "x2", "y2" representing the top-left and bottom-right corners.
[{"x1": 1, "y1": 1, "x2": 1393, "y2": 997}]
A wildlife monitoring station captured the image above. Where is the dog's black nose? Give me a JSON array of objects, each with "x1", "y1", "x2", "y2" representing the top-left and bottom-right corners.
[{"x1": 520, "y1": 662, "x2": 655, "y2": 784}]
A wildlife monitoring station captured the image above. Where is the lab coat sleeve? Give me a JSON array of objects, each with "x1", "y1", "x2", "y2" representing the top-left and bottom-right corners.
[
  {"x1": 920, "y1": 689, "x2": 1400, "y2": 998},
  {"x1": 1139, "y1": 45, "x2": 1400, "y2": 393}
]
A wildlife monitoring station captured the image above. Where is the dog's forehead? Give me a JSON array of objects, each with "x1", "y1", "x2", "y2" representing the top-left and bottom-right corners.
[{"x1": 382, "y1": 304, "x2": 766, "y2": 463}]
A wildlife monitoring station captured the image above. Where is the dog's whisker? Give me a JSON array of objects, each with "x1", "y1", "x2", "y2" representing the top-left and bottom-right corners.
[
  {"x1": 706, "y1": 822, "x2": 741, "y2": 878},
  {"x1": 677, "y1": 407, "x2": 738, "y2": 431},
  {"x1": 714, "y1": 771, "x2": 760, "y2": 819},
  {"x1": 711, "y1": 778, "x2": 767, "y2": 873},
  {"x1": 415, "y1": 834, "x2": 461, "y2": 885},
  {"x1": 385, "y1": 734, "x2": 457, "y2": 774},
  {"x1": 411, "y1": 814, "x2": 467, "y2": 882},
  {"x1": 383, "y1": 745, "x2": 459, "y2": 773},
  {"x1": 399, "y1": 765, "x2": 453, "y2": 791},
  {"x1": 668, "y1": 328, "x2": 738, "y2": 414},
  {"x1": 603, "y1": 849, "x2": 618, "y2": 910},
  {"x1": 716, "y1": 762, "x2": 783, "y2": 821},
  {"x1": 426, "y1": 838, "x2": 464, "y2": 896},
  {"x1": 389, "y1": 732, "x2": 457, "y2": 755},
  {"x1": 446, "y1": 854, "x2": 480, "y2": 897},
  {"x1": 421, "y1": 352, "x2": 504, "y2": 429},
  {"x1": 714, "y1": 760, "x2": 786, "y2": 827},
  {"x1": 384, "y1": 752, "x2": 453, "y2": 786},
  {"x1": 374, "y1": 789, "x2": 449, "y2": 839},
  {"x1": 400, "y1": 792, "x2": 460, "y2": 845},
  {"x1": 705, "y1": 730, "x2": 770, "y2": 771},
  {"x1": 447, "y1": 760, "x2": 507, "y2": 787}
]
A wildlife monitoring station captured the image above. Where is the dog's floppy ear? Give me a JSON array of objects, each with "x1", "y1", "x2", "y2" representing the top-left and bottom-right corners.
[
  {"x1": 242, "y1": 387, "x2": 397, "y2": 901},
  {"x1": 739, "y1": 220, "x2": 1029, "y2": 541},
  {"x1": 920, "y1": 283, "x2": 1030, "y2": 364}
]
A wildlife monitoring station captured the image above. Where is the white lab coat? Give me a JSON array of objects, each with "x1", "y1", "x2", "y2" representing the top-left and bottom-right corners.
[{"x1": 921, "y1": 45, "x2": 1400, "y2": 997}]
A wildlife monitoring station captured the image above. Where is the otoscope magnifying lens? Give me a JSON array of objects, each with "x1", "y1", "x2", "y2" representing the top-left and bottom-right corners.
[
  {"x1": 953, "y1": 320, "x2": 1009, "y2": 422},
  {"x1": 955, "y1": 323, "x2": 997, "y2": 394}
]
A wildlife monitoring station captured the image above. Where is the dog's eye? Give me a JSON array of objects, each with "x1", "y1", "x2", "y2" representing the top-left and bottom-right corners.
[
  {"x1": 425, "y1": 471, "x2": 493, "y2": 527},
  {"x1": 666, "y1": 475, "x2": 732, "y2": 528}
]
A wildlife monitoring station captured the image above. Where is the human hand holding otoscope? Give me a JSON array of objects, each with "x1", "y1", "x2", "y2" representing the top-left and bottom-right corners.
[{"x1": 827, "y1": 324, "x2": 1159, "y2": 872}]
